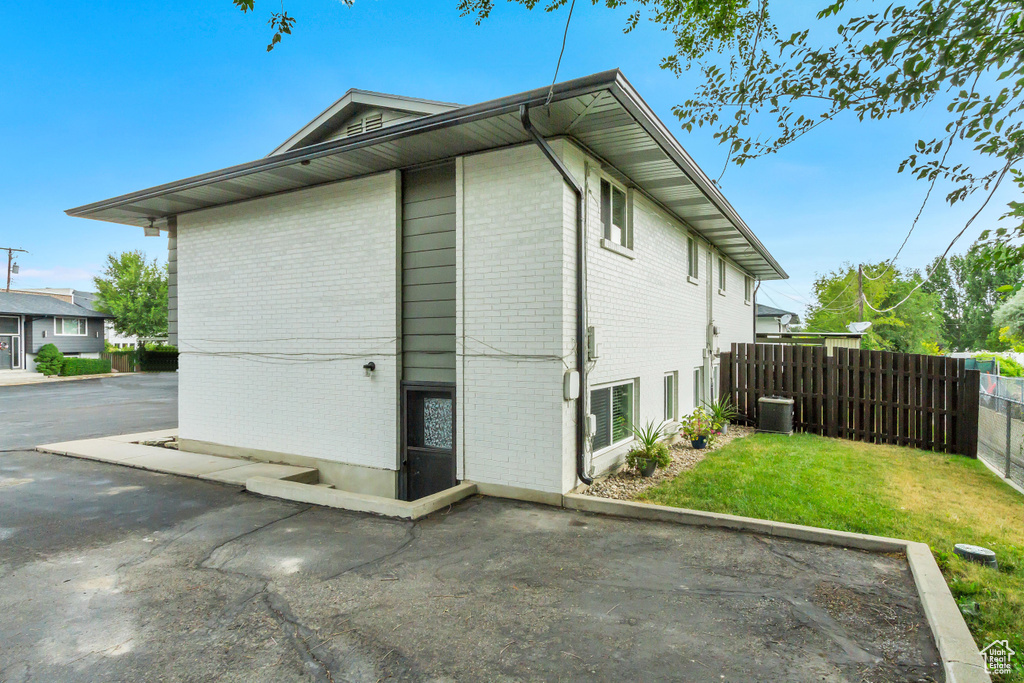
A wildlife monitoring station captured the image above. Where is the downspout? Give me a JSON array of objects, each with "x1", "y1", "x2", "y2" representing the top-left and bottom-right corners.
[{"x1": 520, "y1": 104, "x2": 593, "y2": 486}]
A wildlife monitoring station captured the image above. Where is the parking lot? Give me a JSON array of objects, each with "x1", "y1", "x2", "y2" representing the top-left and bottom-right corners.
[{"x1": 0, "y1": 375, "x2": 942, "y2": 682}]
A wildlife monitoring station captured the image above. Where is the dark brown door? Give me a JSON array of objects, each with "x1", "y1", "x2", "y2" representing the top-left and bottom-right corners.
[{"x1": 401, "y1": 384, "x2": 456, "y2": 501}]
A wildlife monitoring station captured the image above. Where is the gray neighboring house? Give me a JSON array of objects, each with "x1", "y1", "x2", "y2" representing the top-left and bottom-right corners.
[
  {"x1": 0, "y1": 292, "x2": 110, "y2": 371},
  {"x1": 13, "y1": 287, "x2": 143, "y2": 348}
]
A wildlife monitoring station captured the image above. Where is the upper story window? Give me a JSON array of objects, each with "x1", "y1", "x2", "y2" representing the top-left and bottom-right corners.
[
  {"x1": 744, "y1": 276, "x2": 754, "y2": 304},
  {"x1": 718, "y1": 257, "x2": 727, "y2": 292},
  {"x1": 56, "y1": 317, "x2": 87, "y2": 336},
  {"x1": 687, "y1": 237, "x2": 699, "y2": 279},
  {"x1": 600, "y1": 179, "x2": 631, "y2": 249}
]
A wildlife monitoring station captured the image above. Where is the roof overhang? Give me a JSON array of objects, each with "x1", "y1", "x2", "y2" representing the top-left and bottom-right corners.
[{"x1": 67, "y1": 70, "x2": 787, "y2": 280}]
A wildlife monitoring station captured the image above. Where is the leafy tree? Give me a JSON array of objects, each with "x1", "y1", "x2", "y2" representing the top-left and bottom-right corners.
[
  {"x1": 994, "y1": 288, "x2": 1024, "y2": 340},
  {"x1": 804, "y1": 262, "x2": 944, "y2": 353},
  {"x1": 458, "y1": 0, "x2": 1024, "y2": 271},
  {"x1": 922, "y1": 242, "x2": 1024, "y2": 351},
  {"x1": 93, "y1": 251, "x2": 168, "y2": 348}
]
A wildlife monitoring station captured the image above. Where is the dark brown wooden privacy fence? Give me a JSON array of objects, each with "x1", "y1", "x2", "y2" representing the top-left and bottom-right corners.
[{"x1": 719, "y1": 344, "x2": 980, "y2": 457}]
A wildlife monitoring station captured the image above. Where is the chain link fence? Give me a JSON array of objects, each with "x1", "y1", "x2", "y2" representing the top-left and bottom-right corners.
[{"x1": 979, "y1": 373, "x2": 1024, "y2": 490}]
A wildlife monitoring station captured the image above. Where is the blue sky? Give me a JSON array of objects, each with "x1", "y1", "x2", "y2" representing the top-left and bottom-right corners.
[{"x1": 0, "y1": 0, "x2": 1010, "y2": 314}]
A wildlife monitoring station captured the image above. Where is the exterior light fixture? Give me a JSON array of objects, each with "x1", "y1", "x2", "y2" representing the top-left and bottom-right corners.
[{"x1": 144, "y1": 219, "x2": 161, "y2": 237}]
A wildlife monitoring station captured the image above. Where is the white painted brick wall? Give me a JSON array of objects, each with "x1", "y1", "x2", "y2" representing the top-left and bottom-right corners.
[
  {"x1": 177, "y1": 172, "x2": 400, "y2": 471},
  {"x1": 556, "y1": 141, "x2": 756, "y2": 480},
  {"x1": 173, "y1": 139, "x2": 765, "y2": 496},
  {"x1": 458, "y1": 145, "x2": 570, "y2": 493},
  {"x1": 713, "y1": 256, "x2": 756, "y2": 368}
]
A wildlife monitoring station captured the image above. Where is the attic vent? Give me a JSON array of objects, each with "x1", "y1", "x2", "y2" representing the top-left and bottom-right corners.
[{"x1": 345, "y1": 113, "x2": 384, "y2": 137}]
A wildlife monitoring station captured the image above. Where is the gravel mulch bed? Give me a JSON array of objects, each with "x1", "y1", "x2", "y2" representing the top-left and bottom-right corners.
[{"x1": 584, "y1": 425, "x2": 755, "y2": 501}]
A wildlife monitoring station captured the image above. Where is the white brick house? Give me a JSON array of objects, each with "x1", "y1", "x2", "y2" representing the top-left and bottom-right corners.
[{"x1": 68, "y1": 71, "x2": 787, "y2": 501}]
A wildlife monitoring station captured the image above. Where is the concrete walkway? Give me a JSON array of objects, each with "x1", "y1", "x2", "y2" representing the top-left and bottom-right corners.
[{"x1": 37, "y1": 430, "x2": 318, "y2": 487}]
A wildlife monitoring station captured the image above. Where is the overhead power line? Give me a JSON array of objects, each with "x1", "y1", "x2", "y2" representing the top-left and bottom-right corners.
[
  {"x1": 544, "y1": 0, "x2": 577, "y2": 106},
  {"x1": 858, "y1": 160, "x2": 1013, "y2": 315}
]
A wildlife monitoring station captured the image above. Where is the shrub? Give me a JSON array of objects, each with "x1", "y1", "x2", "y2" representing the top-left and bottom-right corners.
[
  {"x1": 138, "y1": 347, "x2": 178, "y2": 372},
  {"x1": 34, "y1": 344, "x2": 64, "y2": 376},
  {"x1": 975, "y1": 353, "x2": 1024, "y2": 377},
  {"x1": 626, "y1": 442, "x2": 671, "y2": 472},
  {"x1": 60, "y1": 358, "x2": 113, "y2": 376},
  {"x1": 623, "y1": 419, "x2": 673, "y2": 472},
  {"x1": 679, "y1": 407, "x2": 721, "y2": 442},
  {"x1": 144, "y1": 343, "x2": 177, "y2": 353},
  {"x1": 702, "y1": 398, "x2": 739, "y2": 427}
]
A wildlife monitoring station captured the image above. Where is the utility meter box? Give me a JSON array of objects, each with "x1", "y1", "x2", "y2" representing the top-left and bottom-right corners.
[{"x1": 757, "y1": 396, "x2": 794, "y2": 435}]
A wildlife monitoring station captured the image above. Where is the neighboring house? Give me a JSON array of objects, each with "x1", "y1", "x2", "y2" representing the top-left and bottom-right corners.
[
  {"x1": 755, "y1": 304, "x2": 865, "y2": 354},
  {"x1": 67, "y1": 70, "x2": 787, "y2": 501},
  {"x1": 14, "y1": 288, "x2": 153, "y2": 348},
  {"x1": 756, "y1": 303, "x2": 801, "y2": 334},
  {"x1": 0, "y1": 292, "x2": 110, "y2": 371}
]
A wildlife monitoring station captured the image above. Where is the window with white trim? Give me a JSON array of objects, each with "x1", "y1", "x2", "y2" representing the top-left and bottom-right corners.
[
  {"x1": 664, "y1": 372, "x2": 677, "y2": 422},
  {"x1": 693, "y1": 367, "x2": 705, "y2": 408},
  {"x1": 600, "y1": 179, "x2": 631, "y2": 248},
  {"x1": 744, "y1": 276, "x2": 753, "y2": 303},
  {"x1": 56, "y1": 317, "x2": 87, "y2": 336},
  {"x1": 718, "y1": 257, "x2": 726, "y2": 292},
  {"x1": 687, "y1": 237, "x2": 699, "y2": 278},
  {"x1": 590, "y1": 381, "x2": 634, "y2": 451}
]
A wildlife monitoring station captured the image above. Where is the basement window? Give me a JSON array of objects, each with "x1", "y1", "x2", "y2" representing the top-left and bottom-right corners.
[
  {"x1": 55, "y1": 317, "x2": 87, "y2": 336},
  {"x1": 591, "y1": 381, "x2": 634, "y2": 452},
  {"x1": 600, "y1": 179, "x2": 631, "y2": 249},
  {"x1": 664, "y1": 372, "x2": 678, "y2": 422}
]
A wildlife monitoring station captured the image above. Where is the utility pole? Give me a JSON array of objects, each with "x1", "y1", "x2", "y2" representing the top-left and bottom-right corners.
[
  {"x1": 2, "y1": 247, "x2": 28, "y2": 293},
  {"x1": 858, "y1": 263, "x2": 864, "y2": 321}
]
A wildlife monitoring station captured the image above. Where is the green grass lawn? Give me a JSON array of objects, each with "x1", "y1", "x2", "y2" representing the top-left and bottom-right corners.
[{"x1": 640, "y1": 433, "x2": 1024, "y2": 681}]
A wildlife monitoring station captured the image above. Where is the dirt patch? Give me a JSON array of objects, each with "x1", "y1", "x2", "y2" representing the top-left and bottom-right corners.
[
  {"x1": 585, "y1": 424, "x2": 755, "y2": 500},
  {"x1": 812, "y1": 582, "x2": 939, "y2": 682}
]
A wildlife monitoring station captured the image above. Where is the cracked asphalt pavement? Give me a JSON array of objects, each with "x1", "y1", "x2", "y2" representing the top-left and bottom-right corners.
[{"x1": 0, "y1": 376, "x2": 943, "y2": 681}]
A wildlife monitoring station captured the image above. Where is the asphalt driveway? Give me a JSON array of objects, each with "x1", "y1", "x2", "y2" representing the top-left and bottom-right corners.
[
  {"x1": 0, "y1": 372, "x2": 177, "y2": 450},
  {"x1": 0, "y1": 374, "x2": 943, "y2": 682}
]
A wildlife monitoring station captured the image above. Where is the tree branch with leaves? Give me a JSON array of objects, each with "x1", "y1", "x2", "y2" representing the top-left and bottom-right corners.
[
  {"x1": 460, "y1": 0, "x2": 1024, "y2": 276},
  {"x1": 232, "y1": 0, "x2": 354, "y2": 51}
]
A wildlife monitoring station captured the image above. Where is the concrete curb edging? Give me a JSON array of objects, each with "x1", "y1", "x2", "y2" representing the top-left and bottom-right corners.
[
  {"x1": 562, "y1": 494, "x2": 990, "y2": 683},
  {"x1": 0, "y1": 372, "x2": 132, "y2": 387},
  {"x1": 245, "y1": 477, "x2": 478, "y2": 520}
]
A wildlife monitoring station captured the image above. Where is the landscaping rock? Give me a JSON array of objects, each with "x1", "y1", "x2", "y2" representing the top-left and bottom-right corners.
[{"x1": 585, "y1": 425, "x2": 755, "y2": 501}]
